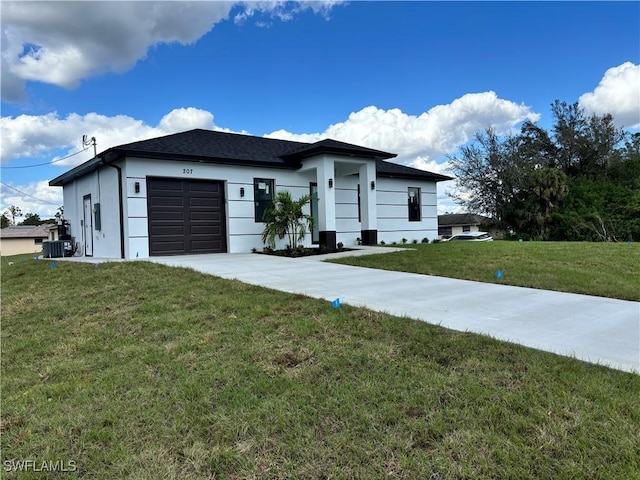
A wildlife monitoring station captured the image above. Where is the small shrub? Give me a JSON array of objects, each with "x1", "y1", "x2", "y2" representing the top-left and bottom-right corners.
[
  {"x1": 402, "y1": 238, "x2": 408, "y2": 245},
  {"x1": 392, "y1": 241, "x2": 397, "y2": 245},
  {"x1": 412, "y1": 239, "x2": 418, "y2": 244},
  {"x1": 251, "y1": 247, "x2": 257, "y2": 253},
  {"x1": 356, "y1": 237, "x2": 362, "y2": 246},
  {"x1": 263, "y1": 246, "x2": 273, "y2": 254},
  {"x1": 421, "y1": 237, "x2": 429, "y2": 243},
  {"x1": 379, "y1": 240, "x2": 386, "y2": 246},
  {"x1": 337, "y1": 242, "x2": 344, "y2": 251},
  {"x1": 431, "y1": 238, "x2": 441, "y2": 244}
]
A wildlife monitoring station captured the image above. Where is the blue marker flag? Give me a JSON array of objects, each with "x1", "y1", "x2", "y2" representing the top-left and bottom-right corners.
[
  {"x1": 50, "y1": 262, "x2": 57, "y2": 269},
  {"x1": 496, "y1": 270, "x2": 503, "y2": 279},
  {"x1": 332, "y1": 298, "x2": 340, "y2": 308}
]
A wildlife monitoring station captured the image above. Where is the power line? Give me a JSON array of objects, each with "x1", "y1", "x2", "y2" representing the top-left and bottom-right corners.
[
  {"x1": 0, "y1": 181, "x2": 61, "y2": 206},
  {"x1": 0, "y1": 147, "x2": 89, "y2": 169}
]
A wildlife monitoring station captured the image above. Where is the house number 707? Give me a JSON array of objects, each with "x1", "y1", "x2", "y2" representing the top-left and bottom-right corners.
[{"x1": 183, "y1": 168, "x2": 193, "y2": 174}]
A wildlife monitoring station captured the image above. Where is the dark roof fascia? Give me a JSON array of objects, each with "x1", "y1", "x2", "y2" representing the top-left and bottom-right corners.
[
  {"x1": 377, "y1": 171, "x2": 453, "y2": 182},
  {"x1": 49, "y1": 155, "x2": 108, "y2": 187},
  {"x1": 375, "y1": 160, "x2": 453, "y2": 182}
]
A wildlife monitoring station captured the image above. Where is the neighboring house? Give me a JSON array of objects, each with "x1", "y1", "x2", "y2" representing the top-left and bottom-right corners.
[
  {"x1": 49, "y1": 129, "x2": 451, "y2": 259},
  {"x1": 0, "y1": 225, "x2": 57, "y2": 256},
  {"x1": 438, "y1": 213, "x2": 492, "y2": 239}
]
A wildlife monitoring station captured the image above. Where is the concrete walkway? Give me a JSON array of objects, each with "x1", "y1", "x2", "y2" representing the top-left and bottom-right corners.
[{"x1": 144, "y1": 249, "x2": 640, "y2": 374}]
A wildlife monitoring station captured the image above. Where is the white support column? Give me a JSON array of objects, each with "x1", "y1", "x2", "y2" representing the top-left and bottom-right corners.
[
  {"x1": 359, "y1": 162, "x2": 377, "y2": 245},
  {"x1": 315, "y1": 156, "x2": 337, "y2": 248}
]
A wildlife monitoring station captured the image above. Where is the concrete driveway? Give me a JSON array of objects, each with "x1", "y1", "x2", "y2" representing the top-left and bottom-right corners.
[{"x1": 147, "y1": 249, "x2": 640, "y2": 374}]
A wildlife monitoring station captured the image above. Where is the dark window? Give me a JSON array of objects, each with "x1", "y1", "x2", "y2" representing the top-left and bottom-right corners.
[
  {"x1": 438, "y1": 226, "x2": 452, "y2": 237},
  {"x1": 462, "y1": 225, "x2": 471, "y2": 232},
  {"x1": 34, "y1": 238, "x2": 43, "y2": 245},
  {"x1": 254, "y1": 178, "x2": 274, "y2": 222},
  {"x1": 408, "y1": 187, "x2": 421, "y2": 222}
]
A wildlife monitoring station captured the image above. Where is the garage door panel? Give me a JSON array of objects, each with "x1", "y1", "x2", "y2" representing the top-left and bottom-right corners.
[
  {"x1": 191, "y1": 240, "x2": 224, "y2": 252},
  {"x1": 190, "y1": 211, "x2": 221, "y2": 221},
  {"x1": 190, "y1": 224, "x2": 218, "y2": 234},
  {"x1": 147, "y1": 178, "x2": 227, "y2": 256},
  {"x1": 150, "y1": 211, "x2": 185, "y2": 221},
  {"x1": 149, "y1": 197, "x2": 185, "y2": 207},
  {"x1": 150, "y1": 225, "x2": 185, "y2": 236},
  {"x1": 190, "y1": 197, "x2": 220, "y2": 208}
]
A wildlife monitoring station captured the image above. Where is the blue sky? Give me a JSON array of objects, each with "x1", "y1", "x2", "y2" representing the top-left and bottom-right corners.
[{"x1": 1, "y1": 1, "x2": 639, "y2": 219}]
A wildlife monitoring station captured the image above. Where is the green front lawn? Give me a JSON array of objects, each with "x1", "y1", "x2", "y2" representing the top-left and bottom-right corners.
[
  {"x1": 2, "y1": 258, "x2": 639, "y2": 479},
  {"x1": 331, "y1": 241, "x2": 640, "y2": 301}
]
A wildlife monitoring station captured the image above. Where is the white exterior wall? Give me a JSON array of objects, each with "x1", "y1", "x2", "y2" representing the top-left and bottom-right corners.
[
  {"x1": 61, "y1": 156, "x2": 441, "y2": 259},
  {"x1": 333, "y1": 175, "x2": 438, "y2": 245},
  {"x1": 61, "y1": 165, "x2": 122, "y2": 258},
  {"x1": 376, "y1": 177, "x2": 438, "y2": 244},
  {"x1": 124, "y1": 157, "x2": 316, "y2": 257}
]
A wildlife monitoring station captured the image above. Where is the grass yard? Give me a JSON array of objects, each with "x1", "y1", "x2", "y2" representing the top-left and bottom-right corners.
[
  {"x1": 331, "y1": 241, "x2": 640, "y2": 301},
  {"x1": 1, "y1": 257, "x2": 639, "y2": 479}
]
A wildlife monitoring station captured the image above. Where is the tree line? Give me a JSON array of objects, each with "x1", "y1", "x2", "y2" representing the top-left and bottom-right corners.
[
  {"x1": 448, "y1": 100, "x2": 640, "y2": 241},
  {"x1": 1, "y1": 206, "x2": 62, "y2": 228}
]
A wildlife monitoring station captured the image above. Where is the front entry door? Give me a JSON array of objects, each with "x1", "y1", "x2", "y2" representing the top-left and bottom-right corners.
[
  {"x1": 310, "y1": 183, "x2": 319, "y2": 244},
  {"x1": 83, "y1": 195, "x2": 93, "y2": 256}
]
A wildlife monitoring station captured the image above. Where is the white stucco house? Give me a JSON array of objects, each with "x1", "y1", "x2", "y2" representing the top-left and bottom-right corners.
[{"x1": 49, "y1": 129, "x2": 451, "y2": 259}]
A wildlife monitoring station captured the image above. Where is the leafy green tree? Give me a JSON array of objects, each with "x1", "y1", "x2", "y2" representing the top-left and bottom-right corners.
[
  {"x1": 4, "y1": 205, "x2": 22, "y2": 225},
  {"x1": 551, "y1": 100, "x2": 624, "y2": 175},
  {"x1": 448, "y1": 128, "x2": 531, "y2": 229},
  {"x1": 20, "y1": 213, "x2": 42, "y2": 226},
  {"x1": 449, "y1": 100, "x2": 636, "y2": 241},
  {"x1": 0, "y1": 214, "x2": 9, "y2": 228},
  {"x1": 527, "y1": 167, "x2": 568, "y2": 239},
  {"x1": 261, "y1": 190, "x2": 313, "y2": 251}
]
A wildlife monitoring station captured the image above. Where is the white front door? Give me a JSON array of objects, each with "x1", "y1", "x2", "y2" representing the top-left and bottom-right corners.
[{"x1": 83, "y1": 195, "x2": 93, "y2": 256}]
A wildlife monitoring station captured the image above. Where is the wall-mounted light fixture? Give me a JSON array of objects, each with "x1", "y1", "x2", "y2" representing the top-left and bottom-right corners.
[
  {"x1": 134, "y1": 182, "x2": 140, "y2": 193},
  {"x1": 240, "y1": 187, "x2": 245, "y2": 197},
  {"x1": 371, "y1": 181, "x2": 375, "y2": 190},
  {"x1": 328, "y1": 178, "x2": 333, "y2": 188}
]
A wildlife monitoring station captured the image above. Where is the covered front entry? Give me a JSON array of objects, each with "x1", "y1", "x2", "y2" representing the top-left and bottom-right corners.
[{"x1": 147, "y1": 178, "x2": 227, "y2": 256}]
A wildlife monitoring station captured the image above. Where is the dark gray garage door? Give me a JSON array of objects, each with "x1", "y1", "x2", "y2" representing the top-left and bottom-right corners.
[{"x1": 147, "y1": 178, "x2": 227, "y2": 256}]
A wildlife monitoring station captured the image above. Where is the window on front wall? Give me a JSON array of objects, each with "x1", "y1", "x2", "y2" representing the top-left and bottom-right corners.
[
  {"x1": 254, "y1": 178, "x2": 275, "y2": 222},
  {"x1": 463, "y1": 225, "x2": 471, "y2": 232},
  {"x1": 438, "y1": 226, "x2": 452, "y2": 237},
  {"x1": 408, "y1": 187, "x2": 421, "y2": 222},
  {"x1": 34, "y1": 238, "x2": 43, "y2": 245}
]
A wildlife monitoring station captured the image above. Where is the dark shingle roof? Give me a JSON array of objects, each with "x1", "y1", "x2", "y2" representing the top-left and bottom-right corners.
[
  {"x1": 375, "y1": 159, "x2": 452, "y2": 181},
  {"x1": 50, "y1": 129, "x2": 451, "y2": 186},
  {"x1": 0, "y1": 225, "x2": 51, "y2": 238},
  {"x1": 438, "y1": 213, "x2": 490, "y2": 226}
]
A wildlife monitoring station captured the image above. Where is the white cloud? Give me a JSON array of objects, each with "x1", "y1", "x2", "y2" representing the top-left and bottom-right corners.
[
  {"x1": 0, "y1": 107, "x2": 219, "y2": 166},
  {"x1": 235, "y1": 0, "x2": 343, "y2": 24},
  {"x1": 0, "y1": 180, "x2": 63, "y2": 219},
  {"x1": 579, "y1": 62, "x2": 640, "y2": 129},
  {"x1": 1, "y1": 1, "x2": 343, "y2": 101},
  {"x1": 266, "y1": 92, "x2": 539, "y2": 166}
]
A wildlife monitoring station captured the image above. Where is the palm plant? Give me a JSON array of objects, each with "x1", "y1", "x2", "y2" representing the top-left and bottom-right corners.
[{"x1": 261, "y1": 190, "x2": 313, "y2": 251}]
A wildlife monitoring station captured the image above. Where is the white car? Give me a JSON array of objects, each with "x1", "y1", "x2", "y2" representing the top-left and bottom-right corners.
[{"x1": 446, "y1": 231, "x2": 493, "y2": 242}]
